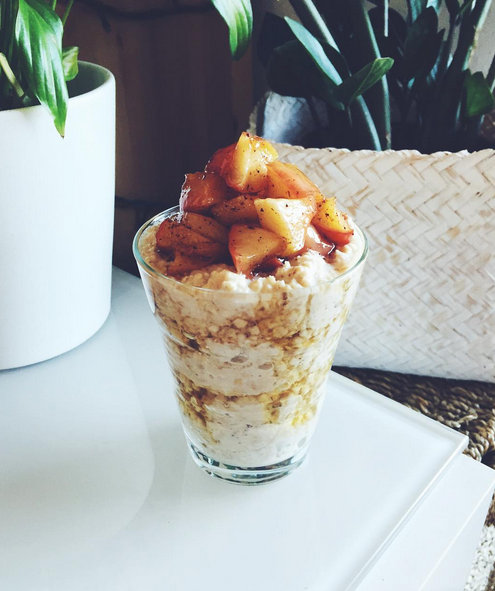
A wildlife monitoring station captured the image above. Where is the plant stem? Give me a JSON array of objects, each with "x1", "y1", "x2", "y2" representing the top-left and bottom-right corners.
[
  {"x1": 487, "y1": 54, "x2": 495, "y2": 91},
  {"x1": 449, "y1": 0, "x2": 492, "y2": 76},
  {"x1": 346, "y1": 0, "x2": 391, "y2": 149},
  {"x1": 326, "y1": 103, "x2": 352, "y2": 147},
  {"x1": 423, "y1": 0, "x2": 493, "y2": 150},
  {"x1": 436, "y1": 11, "x2": 456, "y2": 85},
  {"x1": 62, "y1": 0, "x2": 75, "y2": 26},
  {"x1": 352, "y1": 96, "x2": 382, "y2": 150},
  {"x1": 420, "y1": 9, "x2": 456, "y2": 147},
  {"x1": 384, "y1": 0, "x2": 389, "y2": 38},
  {"x1": 0, "y1": 52, "x2": 25, "y2": 98},
  {"x1": 51, "y1": 1, "x2": 57, "y2": 11},
  {"x1": 289, "y1": 0, "x2": 339, "y2": 50},
  {"x1": 405, "y1": 0, "x2": 415, "y2": 25},
  {"x1": 307, "y1": 96, "x2": 323, "y2": 129}
]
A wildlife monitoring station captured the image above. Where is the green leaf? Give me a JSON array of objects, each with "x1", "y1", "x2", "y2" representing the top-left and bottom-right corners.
[
  {"x1": 266, "y1": 40, "x2": 344, "y2": 110},
  {"x1": 444, "y1": 0, "x2": 460, "y2": 18},
  {"x1": 369, "y1": 6, "x2": 407, "y2": 55},
  {"x1": 210, "y1": 0, "x2": 252, "y2": 60},
  {"x1": 15, "y1": 0, "x2": 68, "y2": 136},
  {"x1": 463, "y1": 71, "x2": 495, "y2": 118},
  {"x1": 283, "y1": 16, "x2": 383, "y2": 149},
  {"x1": 62, "y1": 46, "x2": 78, "y2": 81},
  {"x1": 406, "y1": 0, "x2": 428, "y2": 22},
  {"x1": 284, "y1": 17, "x2": 343, "y2": 86},
  {"x1": 458, "y1": 0, "x2": 475, "y2": 18},
  {"x1": 335, "y1": 58, "x2": 394, "y2": 106},
  {"x1": 426, "y1": 0, "x2": 442, "y2": 11},
  {"x1": 266, "y1": 41, "x2": 313, "y2": 98},
  {"x1": 258, "y1": 12, "x2": 292, "y2": 67},
  {"x1": 410, "y1": 30, "x2": 444, "y2": 89},
  {"x1": 402, "y1": 7, "x2": 441, "y2": 81}
]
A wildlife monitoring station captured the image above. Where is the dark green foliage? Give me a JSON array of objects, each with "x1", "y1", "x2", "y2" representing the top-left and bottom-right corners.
[{"x1": 212, "y1": 0, "x2": 495, "y2": 152}]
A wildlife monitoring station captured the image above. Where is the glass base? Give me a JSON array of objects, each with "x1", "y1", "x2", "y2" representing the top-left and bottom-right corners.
[{"x1": 187, "y1": 441, "x2": 307, "y2": 485}]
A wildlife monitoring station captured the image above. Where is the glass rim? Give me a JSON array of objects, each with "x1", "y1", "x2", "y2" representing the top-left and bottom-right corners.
[{"x1": 132, "y1": 205, "x2": 369, "y2": 295}]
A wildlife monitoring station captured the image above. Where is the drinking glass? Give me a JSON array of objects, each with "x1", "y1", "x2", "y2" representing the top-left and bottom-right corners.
[{"x1": 133, "y1": 206, "x2": 367, "y2": 484}]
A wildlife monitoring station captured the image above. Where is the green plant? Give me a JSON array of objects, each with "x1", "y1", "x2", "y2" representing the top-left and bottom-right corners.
[
  {"x1": 0, "y1": 0, "x2": 77, "y2": 136},
  {"x1": 212, "y1": 0, "x2": 495, "y2": 152}
]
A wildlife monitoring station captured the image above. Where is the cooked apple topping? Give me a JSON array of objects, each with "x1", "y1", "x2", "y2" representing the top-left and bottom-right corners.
[{"x1": 156, "y1": 132, "x2": 354, "y2": 277}]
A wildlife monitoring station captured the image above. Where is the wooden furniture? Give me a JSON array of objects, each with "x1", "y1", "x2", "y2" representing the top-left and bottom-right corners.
[{"x1": 63, "y1": 0, "x2": 253, "y2": 272}]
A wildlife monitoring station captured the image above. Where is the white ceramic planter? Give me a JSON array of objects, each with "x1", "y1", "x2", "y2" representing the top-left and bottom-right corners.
[{"x1": 0, "y1": 62, "x2": 115, "y2": 370}]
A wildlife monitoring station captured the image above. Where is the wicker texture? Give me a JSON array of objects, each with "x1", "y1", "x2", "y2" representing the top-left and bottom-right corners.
[
  {"x1": 465, "y1": 525, "x2": 495, "y2": 591},
  {"x1": 274, "y1": 143, "x2": 495, "y2": 382}
]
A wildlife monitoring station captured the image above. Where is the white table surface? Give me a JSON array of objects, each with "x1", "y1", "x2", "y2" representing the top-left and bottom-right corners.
[{"x1": 0, "y1": 269, "x2": 475, "y2": 591}]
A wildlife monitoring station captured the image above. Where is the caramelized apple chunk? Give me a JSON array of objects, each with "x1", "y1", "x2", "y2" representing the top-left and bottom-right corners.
[
  {"x1": 156, "y1": 217, "x2": 228, "y2": 260},
  {"x1": 155, "y1": 134, "x2": 355, "y2": 279},
  {"x1": 179, "y1": 171, "x2": 229, "y2": 213},
  {"x1": 228, "y1": 224, "x2": 286, "y2": 276},
  {"x1": 205, "y1": 143, "x2": 235, "y2": 177},
  {"x1": 304, "y1": 225, "x2": 335, "y2": 260},
  {"x1": 165, "y1": 251, "x2": 214, "y2": 276},
  {"x1": 210, "y1": 194, "x2": 259, "y2": 226},
  {"x1": 254, "y1": 197, "x2": 316, "y2": 257},
  {"x1": 313, "y1": 198, "x2": 354, "y2": 246},
  {"x1": 224, "y1": 132, "x2": 278, "y2": 193},
  {"x1": 265, "y1": 161, "x2": 323, "y2": 200},
  {"x1": 180, "y1": 212, "x2": 228, "y2": 244}
]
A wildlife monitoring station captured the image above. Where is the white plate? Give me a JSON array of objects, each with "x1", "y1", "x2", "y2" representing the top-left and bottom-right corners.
[
  {"x1": 0, "y1": 269, "x2": 468, "y2": 591},
  {"x1": 317, "y1": 371, "x2": 468, "y2": 589}
]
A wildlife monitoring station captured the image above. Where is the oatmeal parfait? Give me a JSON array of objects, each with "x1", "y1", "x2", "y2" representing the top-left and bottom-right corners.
[{"x1": 134, "y1": 133, "x2": 367, "y2": 484}]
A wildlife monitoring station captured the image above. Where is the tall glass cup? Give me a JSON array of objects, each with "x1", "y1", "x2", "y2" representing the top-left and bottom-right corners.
[{"x1": 133, "y1": 206, "x2": 367, "y2": 484}]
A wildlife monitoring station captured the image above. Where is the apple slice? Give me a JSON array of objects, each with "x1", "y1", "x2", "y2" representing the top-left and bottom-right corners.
[
  {"x1": 265, "y1": 161, "x2": 323, "y2": 200},
  {"x1": 156, "y1": 217, "x2": 227, "y2": 259},
  {"x1": 179, "y1": 171, "x2": 229, "y2": 213},
  {"x1": 312, "y1": 198, "x2": 354, "y2": 246},
  {"x1": 205, "y1": 143, "x2": 235, "y2": 176},
  {"x1": 254, "y1": 197, "x2": 316, "y2": 257},
  {"x1": 304, "y1": 225, "x2": 335, "y2": 260},
  {"x1": 210, "y1": 194, "x2": 259, "y2": 226},
  {"x1": 166, "y1": 251, "x2": 214, "y2": 276},
  {"x1": 180, "y1": 212, "x2": 228, "y2": 244},
  {"x1": 228, "y1": 224, "x2": 286, "y2": 276},
  {"x1": 224, "y1": 132, "x2": 278, "y2": 192}
]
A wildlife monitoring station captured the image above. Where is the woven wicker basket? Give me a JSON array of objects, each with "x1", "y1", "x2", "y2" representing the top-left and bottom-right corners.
[{"x1": 274, "y1": 143, "x2": 495, "y2": 382}]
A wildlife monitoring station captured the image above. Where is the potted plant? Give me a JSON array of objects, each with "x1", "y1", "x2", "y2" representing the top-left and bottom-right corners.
[
  {"x1": 211, "y1": 0, "x2": 495, "y2": 382},
  {"x1": 0, "y1": 0, "x2": 115, "y2": 370},
  {"x1": 213, "y1": 0, "x2": 495, "y2": 151}
]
